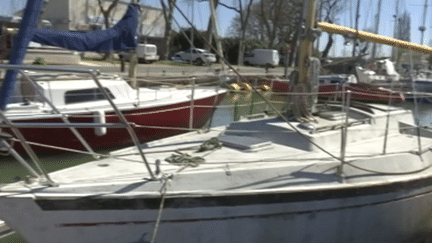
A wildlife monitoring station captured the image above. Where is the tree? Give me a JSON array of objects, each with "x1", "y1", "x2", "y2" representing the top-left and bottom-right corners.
[
  {"x1": 229, "y1": 0, "x2": 302, "y2": 64},
  {"x1": 97, "y1": 0, "x2": 120, "y2": 60},
  {"x1": 218, "y1": 0, "x2": 255, "y2": 65},
  {"x1": 97, "y1": 0, "x2": 120, "y2": 29},
  {"x1": 253, "y1": 0, "x2": 302, "y2": 49},
  {"x1": 160, "y1": 0, "x2": 177, "y2": 60},
  {"x1": 318, "y1": 0, "x2": 347, "y2": 58}
]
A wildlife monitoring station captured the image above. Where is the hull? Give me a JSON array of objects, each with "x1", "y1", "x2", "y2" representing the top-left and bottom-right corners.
[
  {"x1": 7, "y1": 92, "x2": 225, "y2": 153},
  {"x1": 318, "y1": 83, "x2": 406, "y2": 103},
  {"x1": 260, "y1": 79, "x2": 405, "y2": 103},
  {"x1": 1, "y1": 102, "x2": 432, "y2": 243},
  {"x1": 2, "y1": 181, "x2": 432, "y2": 243}
]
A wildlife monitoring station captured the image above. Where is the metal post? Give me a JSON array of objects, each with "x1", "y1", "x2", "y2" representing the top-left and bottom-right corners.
[
  {"x1": 19, "y1": 71, "x2": 97, "y2": 158},
  {"x1": 339, "y1": 90, "x2": 351, "y2": 176},
  {"x1": 189, "y1": 78, "x2": 195, "y2": 130},
  {"x1": 89, "y1": 71, "x2": 156, "y2": 179},
  {"x1": 1, "y1": 139, "x2": 40, "y2": 178},
  {"x1": 0, "y1": 110, "x2": 56, "y2": 186}
]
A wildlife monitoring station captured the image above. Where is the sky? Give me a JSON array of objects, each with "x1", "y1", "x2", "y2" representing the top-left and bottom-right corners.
[{"x1": 0, "y1": 0, "x2": 431, "y2": 57}]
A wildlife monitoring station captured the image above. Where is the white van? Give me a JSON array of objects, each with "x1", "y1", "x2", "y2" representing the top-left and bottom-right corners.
[
  {"x1": 136, "y1": 44, "x2": 159, "y2": 63},
  {"x1": 244, "y1": 49, "x2": 279, "y2": 68},
  {"x1": 119, "y1": 44, "x2": 159, "y2": 63}
]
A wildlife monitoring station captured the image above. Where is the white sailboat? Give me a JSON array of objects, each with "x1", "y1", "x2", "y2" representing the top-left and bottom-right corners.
[{"x1": 2, "y1": 0, "x2": 432, "y2": 242}]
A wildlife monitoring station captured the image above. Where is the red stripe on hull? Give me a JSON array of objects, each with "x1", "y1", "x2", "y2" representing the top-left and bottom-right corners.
[{"x1": 7, "y1": 93, "x2": 226, "y2": 153}]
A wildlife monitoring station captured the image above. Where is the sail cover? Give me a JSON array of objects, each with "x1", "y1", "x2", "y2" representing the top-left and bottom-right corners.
[
  {"x1": 0, "y1": 3, "x2": 139, "y2": 109},
  {"x1": 32, "y1": 4, "x2": 139, "y2": 52}
]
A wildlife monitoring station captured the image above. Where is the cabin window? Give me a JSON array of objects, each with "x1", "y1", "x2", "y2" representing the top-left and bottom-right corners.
[{"x1": 64, "y1": 88, "x2": 115, "y2": 104}]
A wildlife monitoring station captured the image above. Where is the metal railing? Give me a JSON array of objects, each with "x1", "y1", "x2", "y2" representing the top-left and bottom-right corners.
[{"x1": 0, "y1": 64, "x2": 157, "y2": 185}]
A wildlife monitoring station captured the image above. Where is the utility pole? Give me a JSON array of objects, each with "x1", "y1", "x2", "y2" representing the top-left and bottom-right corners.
[
  {"x1": 371, "y1": 0, "x2": 382, "y2": 60},
  {"x1": 129, "y1": 0, "x2": 138, "y2": 86},
  {"x1": 352, "y1": 0, "x2": 360, "y2": 57}
]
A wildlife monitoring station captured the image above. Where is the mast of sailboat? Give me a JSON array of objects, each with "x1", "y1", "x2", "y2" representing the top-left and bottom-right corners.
[
  {"x1": 419, "y1": 0, "x2": 428, "y2": 45},
  {"x1": 297, "y1": 0, "x2": 317, "y2": 86},
  {"x1": 0, "y1": 0, "x2": 44, "y2": 109},
  {"x1": 291, "y1": 0, "x2": 319, "y2": 121},
  {"x1": 208, "y1": 0, "x2": 224, "y2": 69},
  {"x1": 352, "y1": 0, "x2": 361, "y2": 57},
  {"x1": 391, "y1": 0, "x2": 400, "y2": 61},
  {"x1": 129, "y1": 0, "x2": 138, "y2": 86},
  {"x1": 371, "y1": 0, "x2": 382, "y2": 60}
]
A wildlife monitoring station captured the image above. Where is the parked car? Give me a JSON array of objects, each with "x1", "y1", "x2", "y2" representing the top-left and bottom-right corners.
[
  {"x1": 174, "y1": 48, "x2": 216, "y2": 65},
  {"x1": 171, "y1": 54, "x2": 187, "y2": 63},
  {"x1": 244, "y1": 49, "x2": 280, "y2": 68}
]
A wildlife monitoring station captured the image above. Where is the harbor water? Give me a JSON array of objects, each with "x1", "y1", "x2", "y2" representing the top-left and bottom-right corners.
[{"x1": 1, "y1": 90, "x2": 432, "y2": 242}]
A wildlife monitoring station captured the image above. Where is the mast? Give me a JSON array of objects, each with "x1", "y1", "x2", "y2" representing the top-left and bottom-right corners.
[
  {"x1": 0, "y1": 0, "x2": 45, "y2": 109},
  {"x1": 419, "y1": 0, "x2": 428, "y2": 45},
  {"x1": 391, "y1": 0, "x2": 400, "y2": 61},
  {"x1": 292, "y1": 0, "x2": 319, "y2": 121},
  {"x1": 352, "y1": 0, "x2": 361, "y2": 57},
  {"x1": 371, "y1": 0, "x2": 382, "y2": 60},
  {"x1": 129, "y1": 0, "x2": 138, "y2": 85},
  {"x1": 208, "y1": 0, "x2": 224, "y2": 68},
  {"x1": 297, "y1": 0, "x2": 317, "y2": 86}
]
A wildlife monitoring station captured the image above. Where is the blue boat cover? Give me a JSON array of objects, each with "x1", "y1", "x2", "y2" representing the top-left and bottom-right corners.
[
  {"x1": 32, "y1": 4, "x2": 139, "y2": 52},
  {"x1": 0, "y1": 3, "x2": 139, "y2": 109},
  {"x1": 0, "y1": 0, "x2": 44, "y2": 110}
]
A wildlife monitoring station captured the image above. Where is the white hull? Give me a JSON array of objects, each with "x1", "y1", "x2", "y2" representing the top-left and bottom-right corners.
[
  {"x1": 2, "y1": 183, "x2": 432, "y2": 243},
  {"x1": 2, "y1": 68, "x2": 432, "y2": 243}
]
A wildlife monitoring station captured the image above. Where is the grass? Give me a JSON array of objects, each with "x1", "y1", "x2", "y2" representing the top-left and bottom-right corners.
[
  {"x1": 156, "y1": 60, "x2": 191, "y2": 66},
  {"x1": 81, "y1": 55, "x2": 121, "y2": 65}
]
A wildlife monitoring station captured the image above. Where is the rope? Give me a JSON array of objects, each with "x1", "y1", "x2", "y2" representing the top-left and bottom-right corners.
[
  {"x1": 164, "y1": 138, "x2": 222, "y2": 167},
  {"x1": 165, "y1": 150, "x2": 205, "y2": 167},
  {"x1": 197, "y1": 137, "x2": 222, "y2": 152},
  {"x1": 150, "y1": 175, "x2": 169, "y2": 243}
]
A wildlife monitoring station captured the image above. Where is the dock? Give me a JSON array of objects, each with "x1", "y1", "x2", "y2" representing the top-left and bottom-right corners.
[{"x1": 0, "y1": 220, "x2": 12, "y2": 239}]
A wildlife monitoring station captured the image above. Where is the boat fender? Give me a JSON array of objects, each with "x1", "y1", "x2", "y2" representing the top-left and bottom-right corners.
[
  {"x1": 239, "y1": 82, "x2": 253, "y2": 91},
  {"x1": 94, "y1": 110, "x2": 107, "y2": 136},
  {"x1": 229, "y1": 83, "x2": 241, "y2": 91},
  {"x1": 258, "y1": 84, "x2": 271, "y2": 92}
]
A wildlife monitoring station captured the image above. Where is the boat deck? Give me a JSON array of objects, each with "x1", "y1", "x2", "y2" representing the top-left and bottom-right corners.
[{"x1": 2, "y1": 103, "x2": 432, "y2": 198}]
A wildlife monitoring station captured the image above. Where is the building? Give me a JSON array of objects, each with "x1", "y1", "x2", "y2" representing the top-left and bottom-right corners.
[{"x1": 39, "y1": 0, "x2": 165, "y2": 39}]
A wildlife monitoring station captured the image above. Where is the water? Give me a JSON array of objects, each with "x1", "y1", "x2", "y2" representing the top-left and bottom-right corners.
[{"x1": 0, "y1": 90, "x2": 431, "y2": 242}]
